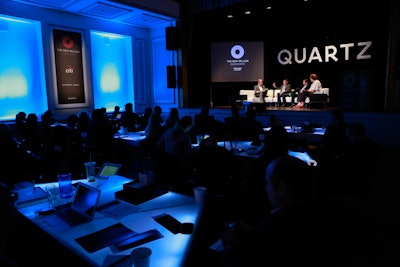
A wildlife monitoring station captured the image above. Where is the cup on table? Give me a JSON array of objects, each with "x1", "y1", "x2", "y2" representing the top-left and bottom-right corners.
[
  {"x1": 45, "y1": 184, "x2": 58, "y2": 208},
  {"x1": 131, "y1": 247, "x2": 152, "y2": 267},
  {"x1": 58, "y1": 173, "x2": 73, "y2": 198},
  {"x1": 193, "y1": 186, "x2": 207, "y2": 204},
  {"x1": 84, "y1": 161, "x2": 96, "y2": 182},
  {"x1": 138, "y1": 171, "x2": 154, "y2": 185}
]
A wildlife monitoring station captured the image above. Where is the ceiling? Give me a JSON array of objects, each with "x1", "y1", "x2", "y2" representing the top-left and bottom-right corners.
[{"x1": 10, "y1": 0, "x2": 180, "y2": 28}]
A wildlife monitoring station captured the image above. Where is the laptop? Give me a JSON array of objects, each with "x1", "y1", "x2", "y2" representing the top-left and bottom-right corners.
[
  {"x1": 96, "y1": 162, "x2": 122, "y2": 179},
  {"x1": 42, "y1": 182, "x2": 101, "y2": 231}
]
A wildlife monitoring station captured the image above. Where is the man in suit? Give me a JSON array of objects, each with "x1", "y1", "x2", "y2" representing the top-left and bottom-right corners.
[
  {"x1": 254, "y1": 79, "x2": 267, "y2": 103},
  {"x1": 273, "y1": 78, "x2": 291, "y2": 107},
  {"x1": 290, "y1": 78, "x2": 310, "y2": 106}
]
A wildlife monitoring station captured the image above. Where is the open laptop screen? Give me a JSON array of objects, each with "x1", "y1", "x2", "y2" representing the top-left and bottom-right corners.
[
  {"x1": 97, "y1": 162, "x2": 122, "y2": 179},
  {"x1": 72, "y1": 182, "x2": 101, "y2": 220}
]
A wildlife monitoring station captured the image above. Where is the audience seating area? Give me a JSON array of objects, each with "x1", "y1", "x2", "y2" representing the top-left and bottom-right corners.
[
  {"x1": 239, "y1": 88, "x2": 330, "y2": 108},
  {"x1": 1, "y1": 106, "x2": 399, "y2": 267}
]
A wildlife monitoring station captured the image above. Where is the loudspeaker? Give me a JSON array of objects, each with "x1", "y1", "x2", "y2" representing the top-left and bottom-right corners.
[
  {"x1": 166, "y1": 27, "x2": 179, "y2": 50},
  {"x1": 167, "y1": 65, "x2": 176, "y2": 88}
]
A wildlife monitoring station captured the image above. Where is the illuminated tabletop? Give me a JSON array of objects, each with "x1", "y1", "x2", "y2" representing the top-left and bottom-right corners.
[{"x1": 17, "y1": 175, "x2": 202, "y2": 267}]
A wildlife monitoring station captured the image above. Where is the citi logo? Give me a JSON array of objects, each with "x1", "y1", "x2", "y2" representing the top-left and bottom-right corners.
[{"x1": 65, "y1": 66, "x2": 74, "y2": 73}]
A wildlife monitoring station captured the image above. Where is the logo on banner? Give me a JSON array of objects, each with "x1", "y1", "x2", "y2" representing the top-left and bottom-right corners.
[
  {"x1": 227, "y1": 44, "x2": 249, "y2": 71},
  {"x1": 277, "y1": 41, "x2": 372, "y2": 65},
  {"x1": 62, "y1": 36, "x2": 74, "y2": 49},
  {"x1": 230, "y1": 45, "x2": 245, "y2": 59},
  {"x1": 65, "y1": 66, "x2": 74, "y2": 74}
]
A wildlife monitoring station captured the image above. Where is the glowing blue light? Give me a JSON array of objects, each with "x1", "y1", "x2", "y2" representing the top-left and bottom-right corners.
[
  {"x1": 0, "y1": 15, "x2": 47, "y2": 121},
  {"x1": 100, "y1": 63, "x2": 120, "y2": 92},
  {"x1": 0, "y1": 67, "x2": 28, "y2": 97},
  {"x1": 90, "y1": 30, "x2": 134, "y2": 112}
]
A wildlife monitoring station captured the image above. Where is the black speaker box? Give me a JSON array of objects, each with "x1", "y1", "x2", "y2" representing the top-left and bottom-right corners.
[
  {"x1": 167, "y1": 65, "x2": 176, "y2": 88},
  {"x1": 166, "y1": 27, "x2": 179, "y2": 50}
]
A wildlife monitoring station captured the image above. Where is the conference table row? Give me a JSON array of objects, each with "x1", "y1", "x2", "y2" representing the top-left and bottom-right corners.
[
  {"x1": 16, "y1": 175, "x2": 202, "y2": 267},
  {"x1": 113, "y1": 128, "x2": 319, "y2": 164},
  {"x1": 113, "y1": 125, "x2": 326, "y2": 148}
]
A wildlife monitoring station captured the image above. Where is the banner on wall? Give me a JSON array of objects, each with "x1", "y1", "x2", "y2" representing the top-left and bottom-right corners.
[{"x1": 53, "y1": 29, "x2": 86, "y2": 106}]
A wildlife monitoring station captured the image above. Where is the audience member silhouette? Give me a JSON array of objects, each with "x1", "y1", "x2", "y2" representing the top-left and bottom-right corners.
[
  {"x1": 319, "y1": 110, "x2": 350, "y2": 169},
  {"x1": 23, "y1": 113, "x2": 41, "y2": 154},
  {"x1": 156, "y1": 115, "x2": 194, "y2": 191},
  {"x1": 218, "y1": 155, "x2": 318, "y2": 267},
  {"x1": 85, "y1": 109, "x2": 114, "y2": 147},
  {"x1": 41, "y1": 125, "x2": 72, "y2": 181},
  {"x1": 144, "y1": 105, "x2": 164, "y2": 144},
  {"x1": 343, "y1": 122, "x2": 382, "y2": 202},
  {"x1": 224, "y1": 105, "x2": 248, "y2": 141},
  {"x1": 138, "y1": 107, "x2": 152, "y2": 131},
  {"x1": 14, "y1": 111, "x2": 27, "y2": 140},
  {"x1": 165, "y1": 107, "x2": 180, "y2": 129},
  {"x1": 37, "y1": 110, "x2": 56, "y2": 146},
  {"x1": 310, "y1": 111, "x2": 346, "y2": 198},
  {"x1": 140, "y1": 105, "x2": 165, "y2": 166},
  {"x1": 193, "y1": 105, "x2": 224, "y2": 140},
  {"x1": 0, "y1": 124, "x2": 24, "y2": 184},
  {"x1": 84, "y1": 109, "x2": 115, "y2": 165},
  {"x1": 261, "y1": 115, "x2": 289, "y2": 168},
  {"x1": 77, "y1": 111, "x2": 90, "y2": 135},
  {"x1": 120, "y1": 102, "x2": 140, "y2": 132},
  {"x1": 242, "y1": 108, "x2": 264, "y2": 143},
  {"x1": 111, "y1": 105, "x2": 121, "y2": 119},
  {"x1": 100, "y1": 107, "x2": 107, "y2": 117},
  {"x1": 194, "y1": 136, "x2": 241, "y2": 196},
  {"x1": 66, "y1": 114, "x2": 85, "y2": 176}
]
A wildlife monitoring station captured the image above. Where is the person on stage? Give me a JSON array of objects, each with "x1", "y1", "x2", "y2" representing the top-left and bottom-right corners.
[
  {"x1": 295, "y1": 73, "x2": 322, "y2": 108},
  {"x1": 254, "y1": 79, "x2": 267, "y2": 103},
  {"x1": 273, "y1": 78, "x2": 292, "y2": 107}
]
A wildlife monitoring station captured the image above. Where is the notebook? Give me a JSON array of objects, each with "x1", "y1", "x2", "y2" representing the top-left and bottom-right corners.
[
  {"x1": 12, "y1": 186, "x2": 49, "y2": 207},
  {"x1": 42, "y1": 182, "x2": 101, "y2": 231},
  {"x1": 96, "y1": 162, "x2": 122, "y2": 179}
]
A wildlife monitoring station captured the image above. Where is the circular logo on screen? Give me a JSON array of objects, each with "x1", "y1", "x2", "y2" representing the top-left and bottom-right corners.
[
  {"x1": 230, "y1": 45, "x2": 245, "y2": 59},
  {"x1": 62, "y1": 36, "x2": 74, "y2": 49}
]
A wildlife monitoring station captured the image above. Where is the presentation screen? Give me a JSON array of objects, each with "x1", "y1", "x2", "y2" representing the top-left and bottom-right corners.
[{"x1": 211, "y1": 41, "x2": 264, "y2": 82}]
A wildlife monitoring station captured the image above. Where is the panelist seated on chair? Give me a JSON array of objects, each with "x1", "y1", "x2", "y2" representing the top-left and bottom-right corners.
[
  {"x1": 290, "y1": 78, "x2": 310, "y2": 106},
  {"x1": 273, "y1": 78, "x2": 292, "y2": 107},
  {"x1": 295, "y1": 73, "x2": 322, "y2": 108},
  {"x1": 254, "y1": 78, "x2": 268, "y2": 103}
]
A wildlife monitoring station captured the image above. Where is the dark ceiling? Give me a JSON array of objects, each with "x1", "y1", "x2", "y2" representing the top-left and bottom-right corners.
[{"x1": 9, "y1": 0, "x2": 180, "y2": 28}]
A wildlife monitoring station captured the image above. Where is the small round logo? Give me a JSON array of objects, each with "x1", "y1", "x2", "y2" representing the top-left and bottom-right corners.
[
  {"x1": 62, "y1": 36, "x2": 74, "y2": 49},
  {"x1": 65, "y1": 66, "x2": 74, "y2": 74},
  {"x1": 231, "y1": 45, "x2": 245, "y2": 59}
]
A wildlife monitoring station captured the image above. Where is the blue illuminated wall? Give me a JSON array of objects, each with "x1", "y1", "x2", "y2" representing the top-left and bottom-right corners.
[
  {"x1": 0, "y1": 0, "x2": 178, "y2": 120},
  {"x1": 153, "y1": 39, "x2": 175, "y2": 104},
  {"x1": 0, "y1": 15, "x2": 48, "y2": 120},
  {"x1": 90, "y1": 31, "x2": 134, "y2": 112}
]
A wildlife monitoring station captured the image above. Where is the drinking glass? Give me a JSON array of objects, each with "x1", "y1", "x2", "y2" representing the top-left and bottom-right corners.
[{"x1": 45, "y1": 184, "x2": 58, "y2": 208}]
